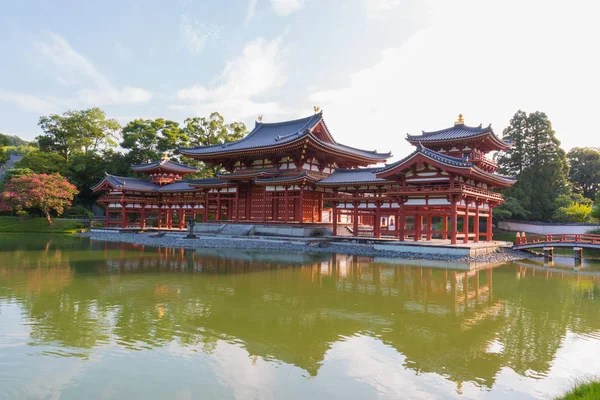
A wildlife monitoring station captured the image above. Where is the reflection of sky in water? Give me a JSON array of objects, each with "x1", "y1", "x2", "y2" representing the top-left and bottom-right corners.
[{"x1": 0, "y1": 234, "x2": 600, "y2": 399}]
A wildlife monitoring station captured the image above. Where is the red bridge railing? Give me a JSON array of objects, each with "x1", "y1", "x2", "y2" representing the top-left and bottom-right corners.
[{"x1": 514, "y1": 233, "x2": 600, "y2": 246}]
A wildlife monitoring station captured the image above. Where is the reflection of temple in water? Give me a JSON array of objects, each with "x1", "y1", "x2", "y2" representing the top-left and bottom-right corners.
[{"x1": 1, "y1": 238, "x2": 599, "y2": 390}]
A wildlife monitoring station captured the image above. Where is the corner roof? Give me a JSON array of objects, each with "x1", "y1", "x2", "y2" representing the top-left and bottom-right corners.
[
  {"x1": 317, "y1": 167, "x2": 391, "y2": 186},
  {"x1": 179, "y1": 111, "x2": 390, "y2": 162},
  {"x1": 131, "y1": 159, "x2": 197, "y2": 173},
  {"x1": 91, "y1": 174, "x2": 159, "y2": 192},
  {"x1": 406, "y1": 122, "x2": 510, "y2": 150}
]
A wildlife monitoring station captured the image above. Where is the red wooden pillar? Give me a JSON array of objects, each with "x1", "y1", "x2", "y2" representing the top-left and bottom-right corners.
[
  {"x1": 204, "y1": 191, "x2": 209, "y2": 222},
  {"x1": 414, "y1": 214, "x2": 421, "y2": 242},
  {"x1": 167, "y1": 208, "x2": 172, "y2": 229},
  {"x1": 451, "y1": 198, "x2": 458, "y2": 245},
  {"x1": 352, "y1": 201, "x2": 359, "y2": 236},
  {"x1": 311, "y1": 192, "x2": 316, "y2": 223},
  {"x1": 121, "y1": 204, "x2": 127, "y2": 228},
  {"x1": 463, "y1": 201, "x2": 470, "y2": 244},
  {"x1": 263, "y1": 188, "x2": 267, "y2": 222},
  {"x1": 157, "y1": 209, "x2": 162, "y2": 228},
  {"x1": 140, "y1": 206, "x2": 146, "y2": 229},
  {"x1": 284, "y1": 187, "x2": 289, "y2": 222},
  {"x1": 474, "y1": 202, "x2": 480, "y2": 243},
  {"x1": 374, "y1": 201, "x2": 381, "y2": 238},
  {"x1": 179, "y1": 208, "x2": 185, "y2": 229},
  {"x1": 426, "y1": 215, "x2": 432, "y2": 240},
  {"x1": 298, "y1": 188, "x2": 304, "y2": 222},
  {"x1": 487, "y1": 205, "x2": 493, "y2": 241},
  {"x1": 317, "y1": 192, "x2": 323, "y2": 222},
  {"x1": 332, "y1": 202, "x2": 338, "y2": 236},
  {"x1": 234, "y1": 187, "x2": 239, "y2": 221},
  {"x1": 399, "y1": 208, "x2": 405, "y2": 242},
  {"x1": 216, "y1": 192, "x2": 221, "y2": 222},
  {"x1": 105, "y1": 205, "x2": 110, "y2": 227},
  {"x1": 442, "y1": 215, "x2": 448, "y2": 240}
]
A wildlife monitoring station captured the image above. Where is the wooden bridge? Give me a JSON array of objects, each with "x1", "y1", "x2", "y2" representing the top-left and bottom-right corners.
[{"x1": 513, "y1": 233, "x2": 600, "y2": 259}]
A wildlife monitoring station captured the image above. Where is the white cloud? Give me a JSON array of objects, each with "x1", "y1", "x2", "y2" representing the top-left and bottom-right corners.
[
  {"x1": 172, "y1": 36, "x2": 287, "y2": 119},
  {"x1": 366, "y1": 0, "x2": 403, "y2": 12},
  {"x1": 0, "y1": 91, "x2": 60, "y2": 115},
  {"x1": 35, "y1": 32, "x2": 152, "y2": 107},
  {"x1": 270, "y1": 0, "x2": 304, "y2": 17},
  {"x1": 179, "y1": 14, "x2": 220, "y2": 55},
  {"x1": 309, "y1": 0, "x2": 600, "y2": 157},
  {"x1": 245, "y1": 0, "x2": 258, "y2": 24}
]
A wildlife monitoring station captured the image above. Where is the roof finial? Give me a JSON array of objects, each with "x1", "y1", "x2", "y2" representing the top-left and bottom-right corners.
[
  {"x1": 257, "y1": 115, "x2": 263, "y2": 122},
  {"x1": 314, "y1": 106, "x2": 320, "y2": 113},
  {"x1": 455, "y1": 113, "x2": 464, "y2": 126},
  {"x1": 161, "y1": 152, "x2": 170, "y2": 160}
]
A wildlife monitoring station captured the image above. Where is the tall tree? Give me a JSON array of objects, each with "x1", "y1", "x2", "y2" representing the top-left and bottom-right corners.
[
  {"x1": 37, "y1": 108, "x2": 120, "y2": 161},
  {"x1": 567, "y1": 147, "x2": 600, "y2": 199},
  {"x1": 16, "y1": 151, "x2": 68, "y2": 175},
  {"x1": 498, "y1": 111, "x2": 569, "y2": 221},
  {"x1": 121, "y1": 118, "x2": 189, "y2": 164},
  {"x1": 1, "y1": 173, "x2": 78, "y2": 224},
  {"x1": 183, "y1": 112, "x2": 247, "y2": 177}
]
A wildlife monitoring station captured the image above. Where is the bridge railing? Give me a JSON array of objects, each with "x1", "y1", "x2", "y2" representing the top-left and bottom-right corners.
[{"x1": 514, "y1": 233, "x2": 600, "y2": 246}]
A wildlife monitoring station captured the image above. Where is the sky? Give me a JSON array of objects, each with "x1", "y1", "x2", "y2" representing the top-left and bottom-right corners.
[{"x1": 0, "y1": 0, "x2": 599, "y2": 161}]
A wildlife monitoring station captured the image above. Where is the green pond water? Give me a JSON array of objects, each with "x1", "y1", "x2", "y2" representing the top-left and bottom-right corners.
[{"x1": 1, "y1": 234, "x2": 599, "y2": 400}]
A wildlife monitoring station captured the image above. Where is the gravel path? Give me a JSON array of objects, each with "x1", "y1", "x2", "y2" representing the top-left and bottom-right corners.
[{"x1": 80, "y1": 231, "x2": 538, "y2": 264}]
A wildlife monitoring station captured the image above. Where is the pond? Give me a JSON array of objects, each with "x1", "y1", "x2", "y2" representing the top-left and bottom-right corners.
[{"x1": 0, "y1": 234, "x2": 599, "y2": 399}]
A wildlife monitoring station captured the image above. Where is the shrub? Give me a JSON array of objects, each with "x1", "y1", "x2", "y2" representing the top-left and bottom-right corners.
[
  {"x1": 552, "y1": 203, "x2": 593, "y2": 223},
  {"x1": 64, "y1": 205, "x2": 94, "y2": 219}
]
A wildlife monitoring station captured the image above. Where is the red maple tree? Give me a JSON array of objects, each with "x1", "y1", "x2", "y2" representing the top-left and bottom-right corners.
[{"x1": 1, "y1": 173, "x2": 79, "y2": 224}]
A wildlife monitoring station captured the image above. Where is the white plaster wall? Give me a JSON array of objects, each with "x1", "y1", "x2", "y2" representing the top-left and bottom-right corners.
[{"x1": 499, "y1": 221, "x2": 600, "y2": 235}]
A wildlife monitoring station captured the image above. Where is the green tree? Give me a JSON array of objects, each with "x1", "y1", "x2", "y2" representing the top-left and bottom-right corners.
[
  {"x1": 498, "y1": 111, "x2": 569, "y2": 221},
  {"x1": 65, "y1": 153, "x2": 108, "y2": 205},
  {"x1": 182, "y1": 112, "x2": 247, "y2": 177},
  {"x1": 121, "y1": 118, "x2": 189, "y2": 164},
  {"x1": 552, "y1": 203, "x2": 592, "y2": 223},
  {"x1": 37, "y1": 108, "x2": 120, "y2": 161},
  {"x1": 567, "y1": 147, "x2": 600, "y2": 199},
  {"x1": 16, "y1": 151, "x2": 68, "y2": 175}
]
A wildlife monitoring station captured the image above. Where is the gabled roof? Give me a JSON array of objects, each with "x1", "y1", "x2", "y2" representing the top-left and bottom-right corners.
[
  {"x1": 253, "y1": 170, "x2": 321, "y2": 185},
  {"x1": 317, "y1": 167, "x2": 391, "y2": 186},
  {"x1": 188, "y1": 178, "x2": 235, "y2": 188},
  {"x1": 179, "y1": 112, "x2": 390, "y2": 162},
  {"x1": 131, "y1": 159, "x2": 197, "y2": 174},
  {"x1": 406, "y1": 122, "x2": 510, "y2": 150},
  {"x1": 91, "y1": 173, "x2": 159, "y2": 192},
  {"x1": 376, "y1": 145, "x2": 515, "y2": 187},
  {"x1": 157, "y1": 181, "x2": 202, "y2": 192}
]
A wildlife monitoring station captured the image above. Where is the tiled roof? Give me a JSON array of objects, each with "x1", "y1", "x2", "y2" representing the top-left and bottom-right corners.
[
  {"x1": 180, "y1": 112, "x2": 390, "y2": 161},
  {"x1": 131, "y1": 159, "x2": 197, "y2": 173},
  {"x1": 188, "y1": 178, "x2": 234, "y2": 187},
  {"x1": 157, "y1": 181, "x2": 202, "y2": 192},
  {"x1": 91, "y1": 174, "x2": 159, "y2": 192},
  {"x1": 317, "y1": 167, "x2": 390, "y2": 185},
  {"x1": 253, "y1": 171, "x2": 321, "y2": 184},
  {"x1": 406, "y1": 123, "x2": 509, "y2": 147},
  {"x1": 379, "y1": 145, "x2": 472, "y2": 173}
]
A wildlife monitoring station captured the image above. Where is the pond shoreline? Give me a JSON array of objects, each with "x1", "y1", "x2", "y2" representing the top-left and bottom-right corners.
[{"x1": 79, "y1": 231, "x2": 539, "y2": 264}]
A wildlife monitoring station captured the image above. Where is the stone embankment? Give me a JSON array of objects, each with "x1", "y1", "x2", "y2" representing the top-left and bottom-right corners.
[{"x1": 80, "y1": 231, "x2": 538, "y2": 264}]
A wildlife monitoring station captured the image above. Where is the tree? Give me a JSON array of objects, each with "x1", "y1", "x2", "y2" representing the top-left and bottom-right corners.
[
  {"x1": 1, "y1": 173, "x2": 78, "y2": 224},
  {"x1": 121, "y1": 118, "x2": 189, "y2": 164},
  {"x1": 552, "y1": 203, "x2": 592, "y2": 223},
  {"x1": 183, "y1": 112, "x2": 247, "y2": 177},
  {"x1": 66, "y1": 153, "x2": 109, "y2": 204},
  {"x1": 0, "y1": 168, "x2": 33, "y2": 185},
  {"x1": 37, "y1": 108, "x2": 120, "y2": 161},
  {"x1": 567, "y1": 147, "x2": 600, "y2": 200},
  {"x1": 0, "y1": 132, "x2": 29, "y2": 146},
  {"x1": 498, "y1": 111, "x2": 569, "y2": 221},
  {"x1": 16, "y1": 151, "x2": 68, "y2": 175}
]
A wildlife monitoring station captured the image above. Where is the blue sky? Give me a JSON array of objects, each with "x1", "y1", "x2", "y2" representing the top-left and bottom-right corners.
[{"x1": 1, "y1": 0, "x2": 598, "y2": 160}]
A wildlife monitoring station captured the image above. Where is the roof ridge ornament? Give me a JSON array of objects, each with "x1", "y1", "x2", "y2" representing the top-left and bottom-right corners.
[
  {"x1": 257, "y1": 115, "x2": 263, "y2": 122},
  {"x1": 161, "y1": 152, "x2": 170, "y2": 161},
  {"x1": 314, "y1": 106, "x2": 320, "y2": 113},
  {"x1": 455, "y1": 113, "x2": 464, "y2": 126}
]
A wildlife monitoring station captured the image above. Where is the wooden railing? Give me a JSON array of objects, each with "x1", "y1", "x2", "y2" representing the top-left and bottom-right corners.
[{"x1": 515, "y1": 233, "x2": 600, "y2": 246}]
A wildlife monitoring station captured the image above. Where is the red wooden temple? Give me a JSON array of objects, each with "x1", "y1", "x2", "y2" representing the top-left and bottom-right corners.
[{"x1": 92, "y1": 112, "x2": 514, "y2": 243}]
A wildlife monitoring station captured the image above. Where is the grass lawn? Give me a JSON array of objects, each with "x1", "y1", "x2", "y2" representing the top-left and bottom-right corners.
[
  {"x1": 0, "y1": 216, "x2": 85, "y2": 233},
  {"x1": 492, "y1": 229, "x2": 516, "y2": 242},
  {"x1": 556, "y1": 381, "x2": 600, "y2": 399}
]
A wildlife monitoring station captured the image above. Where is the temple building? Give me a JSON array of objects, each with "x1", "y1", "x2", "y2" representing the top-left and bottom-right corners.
[{"x1": 92, "y1": 112, "x2": 514, "y2": 243}]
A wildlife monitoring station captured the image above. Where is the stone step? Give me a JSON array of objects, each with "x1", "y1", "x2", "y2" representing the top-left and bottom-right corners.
[{"x1": 218, "y1": 224, "x2": 255, "y2": 237}]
